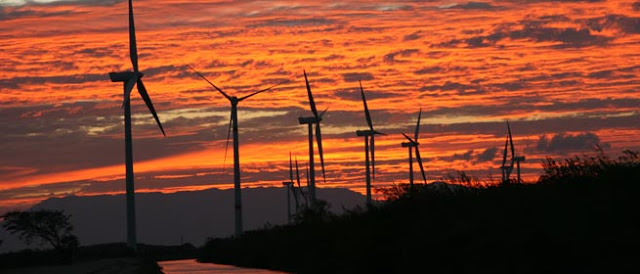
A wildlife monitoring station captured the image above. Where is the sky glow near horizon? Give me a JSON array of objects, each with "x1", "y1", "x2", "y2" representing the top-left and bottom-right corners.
[{"x1": 1, "y1": 0, "x2": 639, "y2": 212}]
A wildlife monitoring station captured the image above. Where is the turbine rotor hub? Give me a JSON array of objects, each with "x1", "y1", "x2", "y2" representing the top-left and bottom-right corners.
[{"x1": 109, "y1": 71, "x2": 144, "y2": 82}]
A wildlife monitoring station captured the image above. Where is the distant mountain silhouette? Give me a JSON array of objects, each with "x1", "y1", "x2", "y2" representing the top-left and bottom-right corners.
[{"x1": 0, "y1": 187, "x2": 364, "y2": 252}]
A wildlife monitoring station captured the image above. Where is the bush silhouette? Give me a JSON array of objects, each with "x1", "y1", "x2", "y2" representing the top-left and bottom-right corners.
[
  {"x1": 199, "y1": 150, "x2": 640, "y2": 273},
  {"x1": 1, "y1": 209, "x2": 78, "y2": 252}
]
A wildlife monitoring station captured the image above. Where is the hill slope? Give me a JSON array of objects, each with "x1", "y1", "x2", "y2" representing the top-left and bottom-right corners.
[{"x1": 0, "y1": 187, "x2": 364, "y2": 252}]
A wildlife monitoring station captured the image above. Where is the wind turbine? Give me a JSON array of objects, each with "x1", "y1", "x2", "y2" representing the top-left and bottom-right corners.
[
  {"x1": 188, "y1": 66, "x2": 281, "y2": 235},
  {"x1": 295, "y1": 156, "x2": 309, "y2": 207},
  {"x1": 108, "y1": 0, "x2": 165, "y2": 252},
  {"x1": 355, "y1": 81, "x2": 384, "y2": 206},
  {"x1": 297, "y1": 70, "x2": 327, "y2": 204},
  {"x1": 282, "y1": 153, "x2": 299, "y2": 224},
  {"x1": 401, "y1": 109, "x2": 427, "y2": 188},
  {"x1": 501, "y1": 121, "x2": 526, "y2": 184}
]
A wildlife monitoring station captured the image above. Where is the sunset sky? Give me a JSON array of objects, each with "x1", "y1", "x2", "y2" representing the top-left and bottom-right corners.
[{"x1": 1, "y1": 0, "x2": 639, "y2": 213}]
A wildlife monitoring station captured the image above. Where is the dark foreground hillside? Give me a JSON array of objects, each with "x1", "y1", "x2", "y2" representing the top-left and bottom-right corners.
[{"x1": 199, "y1": 151, "x2": 640, "y2": 273}]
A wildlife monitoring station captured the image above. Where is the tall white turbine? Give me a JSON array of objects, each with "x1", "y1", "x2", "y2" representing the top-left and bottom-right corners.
[
  {"x1": 108, "y1": 0, "x2": 166, "y2": 252},
  {"x1": 401, "y1": 109, "x2": 427, "y2": 188},
  {"x1": 189, "y1": 66, "x2": 282, "y2": 235},
  {"x1": 297, "y1": 70, "x2": 327, "y2": 204},
  {"x1": 355, "y1": 81, "x2": 384, "y2": 206}
]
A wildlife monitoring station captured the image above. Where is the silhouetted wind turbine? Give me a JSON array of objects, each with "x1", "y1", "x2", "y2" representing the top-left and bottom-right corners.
[
  {"x1": 401, "y1": 109, "x2": 427, "y2": 188},
  {"x1": 108, "y1": 0, "x2": 165, "y2": 252},
  {"x1": 297, "y1": 70, "x2": 327, "y2": 204},
  {"x1": 282, "y1": 153, "x2": 299, "y2": 224},
  {"x1": 188, "y1": 66, "x2": 282, "y2": 235},
  {"x1": 501, "y1": 121, "x2": 525, "y2": 184},
  {"x1": 355, "y1": 81, "x2": 384, "y2": 206},
  {"x1": 295, "y1": 157, "x2": 309, "y2": 207}
]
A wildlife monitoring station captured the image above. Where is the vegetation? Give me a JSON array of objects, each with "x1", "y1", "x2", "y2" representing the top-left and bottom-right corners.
[
  {"x1": 1, "y1": 209, "x2": 79, "y2": 262},
  {"x1": 0, "y1": 209, "x2": 196, "y2": 271},
  {"x1": 199, "y1": 150, "x2": 640, "y2": 273},
  {"x1": 0, "y1": 242, "x2": 196, "y2": 271}
]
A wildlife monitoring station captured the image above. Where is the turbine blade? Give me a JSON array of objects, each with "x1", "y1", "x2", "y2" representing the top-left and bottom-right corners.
[
  {"x1": 187, "y1": 65, "x2": 231, "y2": 100},
  {"x1": 501, "y1": 134, "x2": 508, "y2": 167},
  {"x1": 316, "y1": 123, "x2": 326, "y2": 182},
  {"x1": 128, "y1": 0, "x2": 138, "y2": 72},
  {"x1": 507, "y1": 121, "x2": 515, "y2": 158},
  {"x1": 318, "y1": 107, "x2": 329, "y2": 119},
  {"x1": 295, "y1": 157, "x2": 308, "y2": 206},
  {"x1": 222, "y1": 112, "x2": 232, "y2": 174},
  {"x1": 401, "y1": 132, "x2": 416, "y2": 144},
  {"x1": 414, "y1": 107, "x2": 422, "y2": 141},
  {"x1": 289, "y1": 152, "x2": 293, "y2": 182},
  {"x1": 415, "y1": 147, "x2": 427, "y2": 183},
  {"x1": 137, "y1": 79, "x2": 166, "y2": 136},
  {"x1": 370, "y1": 136, "x2": 375, "y2": 180},
  {"x1": 238, "y1": 81, "x2": 287, "y2": 101},
  {"x1": 303, "y1": 70, "x2": 318, "y2": 118},
  {"x1": 360, "y1": 81, "x2": 374, "y2": 131},
  {"x1": 122, "y1": 73, "x2": 138, "y2": 107}
]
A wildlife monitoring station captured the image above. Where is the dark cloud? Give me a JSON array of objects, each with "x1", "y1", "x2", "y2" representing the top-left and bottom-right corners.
[
  {"x1": 144, "y1": 64, "x2": 190, "y2": 79},
  {"x1": 332, "y1": 87, "x2": 398, "y2": 102},
  {"x1": 584, "y1": 15, "x2": 640, "y2": 34},
  {"x1": 437, "y1": 15, "x2": 611, "y2": 48},
  {"x1": 536, "y1": 132, "x2": 610, "y2": 152},
  {"x1": 383, "y1": 49, "x2": 420, "y2": 63},
  {"x1": 452, "y1": 150, "x2": 474, "y2": 161},
  {"x1": 414, "y1": 98, "x2": 640, "y2": 124},
  {"x1": 419, "y1": 81, "x2": 484, "y2": 95},
  {"x1": 249, "y1": 18, "x2": 339, "y2": 28},
  {"x1": 442, "y1": 2, "x2": 499, "y2": 10},
  {"x1": 2, "y1": 0, "x2": 125, "y2": 7},
  {"x1": 475, "y1": 147, "x2": 498, "y2": 162},
  {"x1": 634, "y1": 2, "x2": 640, "y2": 12},
  {"x1": 0, "y1": 102, "x2": 230, "y2": 176},
  {"x1": 0, "y1": 73, "x2": 109, "y2": 89},
  {"x1": 342, "y1": 72, "x2": 374, "y2": 82},
  {"x1": 440, "y1": 148, "x2": 499, "y2": 163},
  {"x1": 506, "y1": 0, "x2": 603, "y2": 2},
  {"x1": 0, "y1": 7, "x2": 76, "y2": 21},
  {"x1": 323, "y1": 54, "x2": 345, "y2": 61},
  {"x1": 403, "y1": 31, "x2": 423, "y2": 41},
  {"x1": 411, "y1": 112, "x2": 639, "y2": 141},
  {"x1": 414, "y1": 64, "x2": 468, "y2": 75},
  {"x1": 0, "y1": 63, "x2": 190, "y2": 89}
]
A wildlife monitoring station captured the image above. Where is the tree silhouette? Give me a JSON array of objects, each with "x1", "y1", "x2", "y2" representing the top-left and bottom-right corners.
[{"x1": 1, "y1": 209, "x2": 78, "y2": 251}]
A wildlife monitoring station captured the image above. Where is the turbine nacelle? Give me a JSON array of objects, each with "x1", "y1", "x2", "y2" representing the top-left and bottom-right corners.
[
  {"x1": 514, "y1": 156, "x2": 526, "y2": 162},
  {"x1": 109, "y1": 71, "x2": 143, "y2": 82},
  {"x1": 282, "y1": 181, "x2": 293, "y2": 186},
  {"x1": 356, "y1": 129, "x2": 374, "y2": 136},
  {"x1": 401, "y1": 141, "x2": 418, "y2": 147},
  {"x1": 298, "y1": 116, "x2": 321, "y2": 124}
]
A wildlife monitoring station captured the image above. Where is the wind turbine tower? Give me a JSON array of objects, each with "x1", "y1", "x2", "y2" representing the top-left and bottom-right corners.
[
  {"x1": 298, "y1": 70, "x2": 327, "y2": 204},
  {"x1": 189, "y1": 66, "x2": 281, "y2": 235},
  {"x1": 501, "y1": 121, "x2": 526, "y2": 183},
  {"x1": 355, "y1": 81, "x2": 384, "y2": 206},
  {"x1": 282, "y1": 153, "x2": 299, "y2": 224},
  {"x1": 108, "y1": 0, "x2": 166, "y2": 252},
  {"x1": 401, "y1": 109, "x2": 427, "y2": 188}
]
